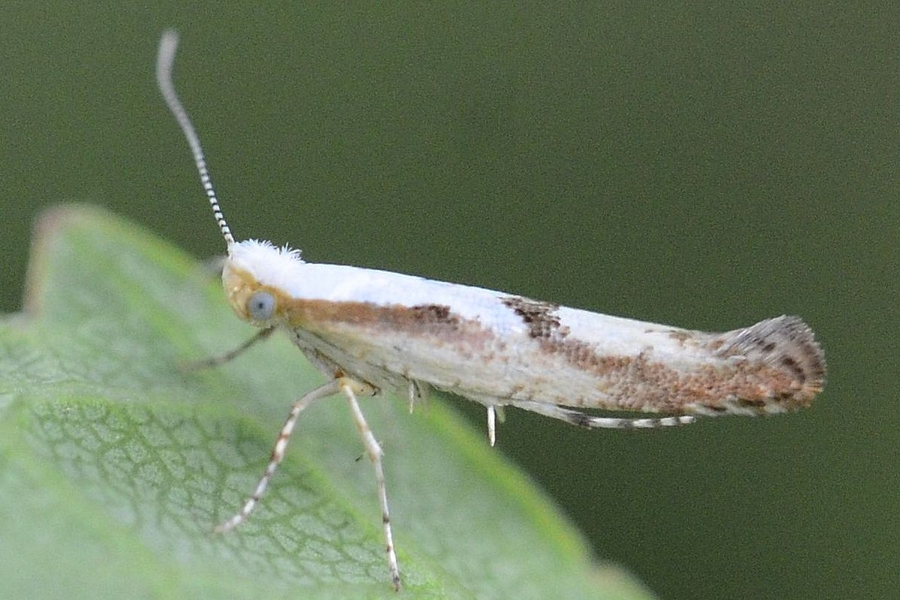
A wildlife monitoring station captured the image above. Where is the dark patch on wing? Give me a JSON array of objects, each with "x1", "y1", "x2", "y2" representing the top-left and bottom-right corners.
[
  {"x1": 668, "y1": 330, "x2": 692, "y2": 344},
  {"x1": 780, "y1": 355, "x2": 806, "y2": 384},
  {"x1": 528, "y1": 314, "x2": 825, "y2": 414},
  {"x1": 716, "y1": 315, "x2": 826, "y2": 396},
  {"x1": 501, "y1": 296, "x2": 563, "y2": 339},
  {"x1": 409, "y1": 304, "x2": 457, "y2": 324}
]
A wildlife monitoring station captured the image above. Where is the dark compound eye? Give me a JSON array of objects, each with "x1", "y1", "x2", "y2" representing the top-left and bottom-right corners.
[{"x1": 247, "y1": 291, "x2": 275, "y2": 321}]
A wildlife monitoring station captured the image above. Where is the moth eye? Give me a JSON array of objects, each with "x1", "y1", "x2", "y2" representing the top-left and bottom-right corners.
[{"x1": 247, "y1": 291, "x2": 275, "y2": 321}]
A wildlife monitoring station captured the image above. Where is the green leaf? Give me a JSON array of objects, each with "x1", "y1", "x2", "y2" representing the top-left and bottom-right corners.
[{"x1": 0, "y1": 205, "x2": 655, "y2": 599}]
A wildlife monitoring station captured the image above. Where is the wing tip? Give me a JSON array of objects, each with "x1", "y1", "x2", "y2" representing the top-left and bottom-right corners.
[{"x1": 721, "y1": 315, "x2": 826, "y2": 406}]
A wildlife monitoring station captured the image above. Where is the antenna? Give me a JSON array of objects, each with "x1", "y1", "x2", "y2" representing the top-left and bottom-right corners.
[{"x1": 156, "y1": 30, "x2": 235, "y2": 248}]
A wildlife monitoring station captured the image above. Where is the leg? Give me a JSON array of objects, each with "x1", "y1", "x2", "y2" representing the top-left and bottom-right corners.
[
  {"x1": 487, "y1": 406, "x2": 496, "y2": 447},
  {"x1": 182, "y1": 328, "x2": 274, "y2": 372},
  {"x1": 485, "y1": 405, "x2": 508, "y2": 446},
  {"x1": 509, "y1": 400, "x2": 695, "y2": 429},
  {"x1": 215, "y1": 378, "x2": 341, "y2": 533},
  {"x1": 340, "y1": 381, "x2": 402, "y2": 592},
  {"x1": 406, "y1": 379, "x2": 429, "y2": 413}
]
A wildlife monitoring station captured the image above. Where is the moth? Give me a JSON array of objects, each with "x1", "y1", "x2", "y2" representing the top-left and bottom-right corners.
[{"x1": 156, "y1": 30, "x2": 825, "y2": 591}]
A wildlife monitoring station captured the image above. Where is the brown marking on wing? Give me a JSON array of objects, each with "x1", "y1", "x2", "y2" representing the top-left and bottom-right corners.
[
  {"x1": 713, "y1": 315, "x2": 826, "y2": 397},
  {"x1": 498, "y1": 299, "x2": 826, "y2": 413},
  {"x1": 233, "y1": 256, "x2": 825, "y2": 416},
  {"x1": 539, "y1": 316, "x2": 824, "y2": 414},
  {"x1": 408, "y1": 304, "x2": 458, "y2": 326},
  {"x1": 223, "y1": 262, "x2": 474, "y2": 341},
  {"x1": 667, "y1": 330, "x2": 693, "y2": 344},
  {"x1": 501, "y1": 296, "x2": 567, "y2": 339},
  {"x1": 278, "y1": 296, "x2": 499, "y2": 351}
]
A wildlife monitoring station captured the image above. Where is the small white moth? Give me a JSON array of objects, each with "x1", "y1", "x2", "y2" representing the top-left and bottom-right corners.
[{"x1": 156, "y1": 31, "x2": 825, "y2": 591}]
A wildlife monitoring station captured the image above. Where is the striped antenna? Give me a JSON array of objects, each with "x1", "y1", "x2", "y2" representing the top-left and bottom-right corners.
[{"x1": 156, "y1": 30, "x2": 235, "y2": 248}]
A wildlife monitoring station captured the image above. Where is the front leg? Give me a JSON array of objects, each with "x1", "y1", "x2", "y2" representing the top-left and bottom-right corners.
[
  {"x1": 214, "y1": 377, "x2": 342, "y2": 533},
  {"x1": 181, "y1": 327, "x2": 274, "y2": 371}
]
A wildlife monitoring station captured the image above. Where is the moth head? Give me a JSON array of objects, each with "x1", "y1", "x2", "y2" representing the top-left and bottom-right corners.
[
  {"x1": 157, "y1": 33, "x2": 306, "y2": 329},
  {"x1": 222, "y1": 240, "x2": 304, "y2": 327}
]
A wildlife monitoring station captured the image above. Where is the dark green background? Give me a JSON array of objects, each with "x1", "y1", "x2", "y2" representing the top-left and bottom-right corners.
[{"x1": 2, "y1": 4, "x2": 896, "y2": 599}]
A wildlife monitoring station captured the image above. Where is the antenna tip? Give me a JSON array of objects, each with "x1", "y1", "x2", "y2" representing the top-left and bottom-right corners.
[
  {"x1": 160, "y1": 29, "x2": 179, "y2": 48},
  {"x1": 157, "y1": 29, "x2": 180, "y2": 83}
]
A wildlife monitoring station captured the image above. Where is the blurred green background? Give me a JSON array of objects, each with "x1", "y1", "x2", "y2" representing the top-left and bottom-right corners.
[{"x1": 2, "y1": 3, "x2": 896, "y2": 599}]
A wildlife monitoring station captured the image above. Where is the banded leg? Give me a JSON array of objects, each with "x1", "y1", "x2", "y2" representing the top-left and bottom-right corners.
[
  {"x1": 340, "y1": 381, "x2": 401, "y2": 591},
  {"x1": 509, "y1": 400, "x2": 695, "y2": 429},
  {"x1": 215, "y1": 378, "x2": 341, "y2": 533}
]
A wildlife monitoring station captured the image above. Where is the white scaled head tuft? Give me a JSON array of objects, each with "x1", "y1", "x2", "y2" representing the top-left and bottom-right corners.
[{"x1": 229, "y1": 239, "x2": 305, "y2": 290}]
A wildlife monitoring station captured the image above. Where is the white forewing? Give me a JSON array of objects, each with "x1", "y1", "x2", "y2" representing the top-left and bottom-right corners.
[
  {"x1": 231, "y1": 240, "x2": 523, "y2": 327},
  {"x1": 232, "y1": 240, "x2": 677, "y2": 337}
]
